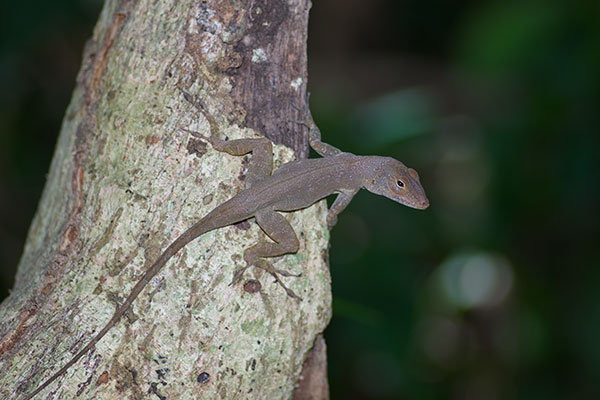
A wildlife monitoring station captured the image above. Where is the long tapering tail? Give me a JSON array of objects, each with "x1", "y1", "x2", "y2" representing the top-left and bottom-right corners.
[{"x1": 21, "y1": 216, "x2": 222, "y2": 399}]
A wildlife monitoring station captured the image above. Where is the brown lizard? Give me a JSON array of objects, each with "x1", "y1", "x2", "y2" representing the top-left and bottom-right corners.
[{"x1": 21, "y1": 110, "x2": 429, "y2": 399}]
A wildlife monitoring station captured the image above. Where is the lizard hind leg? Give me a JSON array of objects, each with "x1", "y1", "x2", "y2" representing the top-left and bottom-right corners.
[
  {"x1": 179, "y1": 89, "x2": 273, "y2": 186},
  {"x1": 231, "y1": 209, "x2": 302, "y2": 299},
  {"x1": 181, "y1": 128, "x2": 274, "y2": 188},
  {"x1": 209, "y1": 137, "x2": 273, "y2": 188}
]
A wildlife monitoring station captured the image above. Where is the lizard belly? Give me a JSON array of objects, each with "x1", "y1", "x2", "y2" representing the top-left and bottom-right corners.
[{"x1": 270, "y1": 179, "x2": 339, "y2": 212}]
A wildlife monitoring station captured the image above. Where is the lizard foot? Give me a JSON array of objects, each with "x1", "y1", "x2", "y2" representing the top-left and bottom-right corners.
[
  {"x1": 230, "y1": 266, "x2": 249, "y2": 286},
  {"x1": 180, "y1": 127, "x2": 210, "y2": 142},
  {"x1": 253, "y1": 259, "x2": 302, "y2": 300},
  {"x1": 231, "y1": 260, "x2": 301, "y2": 300}
]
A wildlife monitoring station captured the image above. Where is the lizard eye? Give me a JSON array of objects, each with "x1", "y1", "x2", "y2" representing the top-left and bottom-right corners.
[{"x1": 396, "y1": 180, "x2": 405, "y2": 189}]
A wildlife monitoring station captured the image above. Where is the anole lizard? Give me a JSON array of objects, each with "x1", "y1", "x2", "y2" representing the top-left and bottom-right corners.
[{"x1": 21, "y1": 107, "x2": 429, "y2": 399}]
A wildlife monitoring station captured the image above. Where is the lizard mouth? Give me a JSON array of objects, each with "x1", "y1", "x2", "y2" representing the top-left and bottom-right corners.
[{"x1": 407, "y1": 198, "x2": 429, "y2": 210}]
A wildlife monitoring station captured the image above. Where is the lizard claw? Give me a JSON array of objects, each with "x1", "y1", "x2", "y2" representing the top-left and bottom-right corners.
[
  {"x1": 326, "y1": 213, "x2": 338, "y2": 229},
  {"x1": 180, "y1": 127, "x2": 210, "y2": 142},
  {"x1": 273, "y1": 268, "x2": 301, "y2": 278},
  {"x1": 232, "y1": 259, "x2": 302, "y2": 300},
  {"x1": 278, "y1": 282, "x2": 302, "y2": 300},
  {"x1": 230, "y1": 266, "x2": 249, "y2": 286},
  {"x1": 254, "y1": 259, "x2": 302, "y2": 300}
]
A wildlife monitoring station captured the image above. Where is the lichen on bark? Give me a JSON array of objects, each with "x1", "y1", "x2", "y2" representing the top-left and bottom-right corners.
[{"x1": 0, "y1": 0, "x2": 331, "y2": 399}]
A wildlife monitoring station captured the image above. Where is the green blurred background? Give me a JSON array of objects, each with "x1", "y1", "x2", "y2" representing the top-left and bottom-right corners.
[{"x1": 1, "y1": 1, "x2": 599, "y2": 399}]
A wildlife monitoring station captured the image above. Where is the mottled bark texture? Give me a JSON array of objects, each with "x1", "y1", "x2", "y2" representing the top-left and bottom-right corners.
[{"x1": 0, "y1": 0, "x2": 332, "y2": 398}]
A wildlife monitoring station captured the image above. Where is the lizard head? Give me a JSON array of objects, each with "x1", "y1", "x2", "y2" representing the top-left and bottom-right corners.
[{"x1": 362, "y1": 158, "x2": 430, "y2": 210}]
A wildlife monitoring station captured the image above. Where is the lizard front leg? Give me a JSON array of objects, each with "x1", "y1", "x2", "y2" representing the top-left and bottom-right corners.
[
  {"x1": 290, "y1": 94, "x2": 342, "y2": 157},
  {"x1": 307, "y1": 121, "x2": 343, "y2": 158},
  {"x1": 327, "y1": 188, "x2": 359, "y2": 229},
  {"x1": 296, "y1": 108, "x2": 343, "y2": 157},
  {"x1": 232, "y1": 209, "x2": 302, "y2": 299}
]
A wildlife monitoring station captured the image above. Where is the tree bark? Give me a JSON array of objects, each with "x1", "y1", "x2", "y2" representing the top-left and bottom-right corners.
[{"x1": 0, "y1": 0, "x2": 331, "y2": 398}]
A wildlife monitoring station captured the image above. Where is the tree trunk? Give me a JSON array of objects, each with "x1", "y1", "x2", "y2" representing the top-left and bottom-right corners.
[{"x1": 0, "y1": 0, "x2": 331, "y2": 398}]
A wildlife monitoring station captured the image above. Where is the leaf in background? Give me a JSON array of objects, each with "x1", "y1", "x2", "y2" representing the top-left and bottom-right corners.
[{"x1": 346, "y1": 88, "x2": 437, "y2": 150}]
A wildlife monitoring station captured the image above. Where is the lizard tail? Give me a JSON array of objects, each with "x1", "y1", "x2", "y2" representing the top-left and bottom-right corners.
[{"x1": 21, "y1": 216, "x2": 224, "y2": 400}]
